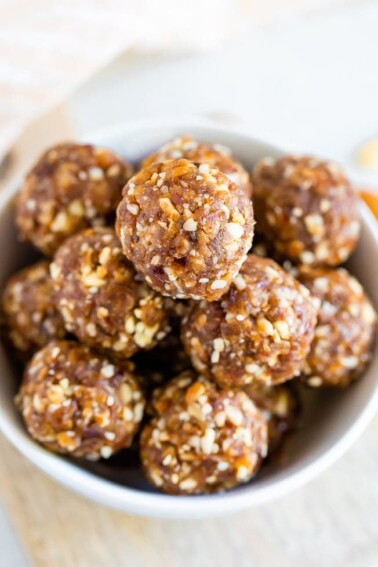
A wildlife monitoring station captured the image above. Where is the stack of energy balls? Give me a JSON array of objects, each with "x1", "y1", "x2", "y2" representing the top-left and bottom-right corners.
[{"x1": 2, "y1": 137, "x2": 376, "y2": 496}]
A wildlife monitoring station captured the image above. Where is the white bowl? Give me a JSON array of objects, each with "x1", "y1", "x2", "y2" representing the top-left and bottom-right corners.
[{"x1": 0, "y1": 117, "x2": 377, "y2": 519}]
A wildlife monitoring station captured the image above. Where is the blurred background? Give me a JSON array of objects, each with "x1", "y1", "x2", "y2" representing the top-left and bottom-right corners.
[
  {"x1": 1, "y1": 1, "x2": 378, "y2": 566},
  {"x1": 2, "y1": 0, "x2": 378, "y2": 190}
]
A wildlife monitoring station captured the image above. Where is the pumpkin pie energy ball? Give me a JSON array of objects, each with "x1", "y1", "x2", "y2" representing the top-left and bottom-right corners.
[
  {"x1": 181, "y1": 255, "x2": 317, "y2": 388},
  {"x1": 16, "y1": 143, "x2": 133, "y2": 255},
  {"x1": 116, "y1": 159, "x2": 254, "y2": 301},
  {"x1": 51, "y1": 227, "x2": 170, "y2": 358},
  {"x1": 252, "y1": 155, "x2": 361, "y2": 266},
  {"x1": 2, "y1": 261, "x2": 66, "y2": 352},
  {"x1": 140, "y1": 372, "x2": 268, "y2": 494},
  {"x1": 141, "y1": 136, "x2": 252, "y2": 197},
  {"x1": 244, "y1": 383, "x2": 300, "y2": 454},
  {"x1": 297, "y1": 266, "x2": 377, "y2": 388},
  {"x1": 17, "y1": 341, "x2": 145, "y2": 459}
]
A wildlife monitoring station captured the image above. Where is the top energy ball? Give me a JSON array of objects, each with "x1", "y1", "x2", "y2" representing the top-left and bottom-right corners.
[
  {"x1": 141, "y1": 136, "x2": 252, "y2": 197},
  {"x1": 16, "y1": 143, "x2": 133, "y2": 255},
  {"x1": 116, "y1": 159, "x2": 254, "y2": 301},
  {"x1": 252, "y1": 155, "x2": 361, "y2": 266}
]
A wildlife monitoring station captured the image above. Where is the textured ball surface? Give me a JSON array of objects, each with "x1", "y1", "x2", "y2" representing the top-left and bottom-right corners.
[
  {"x1": 17, "y1": 341, "x2": 145, "y2": 460},
  {"x1": 140, "y1": 372, "x2": 268, "y2": 494},
  {"x1": 181, "y1": 255, "x2": 317, "y2": 387}
]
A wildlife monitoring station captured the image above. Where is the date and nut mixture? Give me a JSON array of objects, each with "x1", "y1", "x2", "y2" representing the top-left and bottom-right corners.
[
  {"x1": 17, "y1": 143, "x2": 133, "y2": 255},
  {"x1": 1, "y1": 261, "x2": 66, "y2": 352},
  {"x1": 17, "y1": 341, "x2": 145, "y2": 460},
  {"x1": 116, "y1": 159, "x2": 254, "y2": 301},
  {"x1": 181, "y1": 255, "x2": 318, "y2": 388},
  {"x1": 140, "y1": 372, "x2": 268, "y2": 494},
  {"x1": 142, "y1": 135, "x2": 252, "y2": 197},
  {"x1": 50, "y1": 227, "x2": 170, "y2": 359},
  {"x1": 296, "y1": 266, "x2": 377, "y2": 388},
  {"x1": 252, "y1": 155, "x2": 361, "y2": 266}
]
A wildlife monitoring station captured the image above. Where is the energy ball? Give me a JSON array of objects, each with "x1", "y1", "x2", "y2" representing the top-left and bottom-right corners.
[
  {"x1": 17, "y1": 341, "x2": 145, "y2": 459},
  {"x1": 297, "y1": 266, "x2": 377, "y2": 388},
  {"x1": 140, "y1": 372, "x2": 268, "y2": 494},
  {"x1": 244, "y1": 383, "x2": 300, "y2": 455},
  {"x1": 16, "y1": 143, "x2": 133, "y2": 255},
  {"x1": 252, "y1": 155, "x2": 361, "y2": 266},
  {"x1": 1, "y1": 261, "x2": 66, "y2": 352},
  {"x1": 141, "y1": 135, "x2": 252, "y2": 197},
  {"x1": 51, "y1": 227, "x2": 170, "y2": 358},
  {"x1": 181, "y1": 255, "x2": 317, "y2": 388},
  {"x1": 116, "y1": 159, "x2": 254, "y2": 301}
]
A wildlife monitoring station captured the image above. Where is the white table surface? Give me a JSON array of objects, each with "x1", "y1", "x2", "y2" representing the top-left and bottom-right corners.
[{"x1": 70, "y1": 0, "x2": 378, "y2": 189}]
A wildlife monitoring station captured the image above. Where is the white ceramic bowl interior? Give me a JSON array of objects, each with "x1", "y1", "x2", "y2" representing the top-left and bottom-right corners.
[{"x1": 0, "y1": 117, "x2": 377, "y2": 519}]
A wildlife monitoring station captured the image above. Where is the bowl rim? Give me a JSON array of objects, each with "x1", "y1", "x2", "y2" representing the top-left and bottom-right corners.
[{"x1": 1, "y1": 116, "x2": 378, "y2": 519}]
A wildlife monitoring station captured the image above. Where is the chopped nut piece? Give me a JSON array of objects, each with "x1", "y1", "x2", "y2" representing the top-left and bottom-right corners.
[
  {"x1": 51, "y1": 227, "x2": 169, "y2": 358},
  {"x1": 126, "y1": 204, "x2": 139, "y2": 215},
  {"x1": 141, "y1": 135, "x2": 252, "y2": 197},
  {"x1": 183, "y1": 218, "x2": 198, "y2": 232},
  {"x1": 116, "y1": 159, "x2": 254, "y2": 301},
  {"x1": 182, "y1": 255, "x2": 317, "y2": 388},
  {"x1": 252, "y1": 155, "x2": 360, "y2": 266},
  {"x1": 1, "y1": 261, "x2": 66, "y2": 352},
  {"x1": 298, "y1": 266, "x2": 377, "y2": 387},
  {"x1": 226, "y1": 222, "x2": 244, "y2": 239}
]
